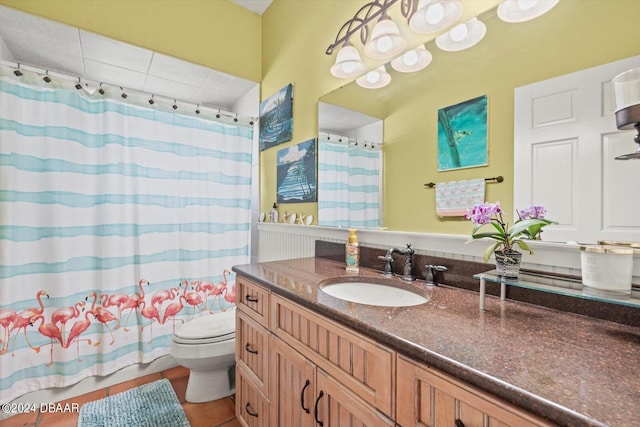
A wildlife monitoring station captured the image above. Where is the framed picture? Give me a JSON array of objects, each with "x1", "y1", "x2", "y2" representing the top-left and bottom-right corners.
[
  {"x1": 260, "y1": 83, "x2": 293, "y2": 151},
  {"x1": 277, "y1": 138, "x2": 317, "y2": 203},
  {"x1": 437, "y1": 95, "x2": 488, "y2": 171}
]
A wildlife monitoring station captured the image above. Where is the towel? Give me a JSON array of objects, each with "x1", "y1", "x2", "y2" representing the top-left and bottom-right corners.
[{"x1": 435, "y1": 178, "x2": 485, "y2": 217}]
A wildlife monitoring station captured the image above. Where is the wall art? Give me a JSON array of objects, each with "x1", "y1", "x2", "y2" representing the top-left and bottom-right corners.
[
  {"x1": 260, "y1": 83, "x2": 293, "y2": 151},
  {"x1": 437, "y1": 95, "x2": 488, "y2": 171},
  {"x1": 276, "y1": 138, "x2": 317, "y2": 203}
]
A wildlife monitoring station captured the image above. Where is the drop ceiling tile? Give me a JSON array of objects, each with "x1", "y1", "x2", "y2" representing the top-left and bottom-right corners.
[
  {"x1": 84, "y1": 59, "x2": 147, "y2": 90},
  {"x1": 0, "y1": 6, "x2": 81, "y2": 50},
  {"x1": 192, "y1": 70, "x2": 257, "y2": 108},
  {"x1": 148, "y1": 53, "x2": 211, "y2": 86},
  {"x1": 0, "y1": 31, "x2": 84, "y2": 74},
  {"x1": 142, "y1": 75, "x2": 199, "y2": 102},
  {"x1": 80, "y1": 30, "x2": 152, "y2": 73}
]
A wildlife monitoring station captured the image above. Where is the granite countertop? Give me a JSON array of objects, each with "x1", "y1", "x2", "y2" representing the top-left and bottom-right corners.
[{"x1": 232, "y1": 257, "x2": 640, "y2": 427}]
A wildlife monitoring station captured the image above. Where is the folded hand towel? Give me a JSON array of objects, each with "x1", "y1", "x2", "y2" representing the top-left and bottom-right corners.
[{"x1": 435, "y1": 178, "x2": 485, "y2": 217}]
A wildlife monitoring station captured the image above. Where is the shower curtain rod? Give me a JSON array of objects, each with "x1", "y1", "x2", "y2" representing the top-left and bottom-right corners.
[
  {"x1": 318, "y1": 131, "x2": 383, "y2": 149},
  {"x1": 1, "y1": 60, "x2": 257, "y2": 125}
]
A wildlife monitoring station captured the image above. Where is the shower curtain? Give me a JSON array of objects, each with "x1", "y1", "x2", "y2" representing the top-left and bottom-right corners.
[
  {"x1": 0, "y1": 70, "x2": 253, "y2": 403},
  {"x1": 317, "y1": 133, "x2": 381, "y2": 228}
]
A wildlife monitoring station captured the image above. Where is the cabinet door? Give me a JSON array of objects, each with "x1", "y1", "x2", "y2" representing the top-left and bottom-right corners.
[
  {"x1": 315, "y1": 368, "x2": 395, "y2": 427},
  {"x1": 271, "y1": 295, "x2": 394, "y2": 417},
  {"x1": 237, "y1": 310, "x2": 269, "y2": 394},
  {"x1": 269, "y1": 335, "x2": 316, "y2": 427},
  {"x1": 396, "y1": 355, "x2": 554, "y2": 427},
  {"x1": 237, "y1": 365, "x2": 270, "y2": 427}
]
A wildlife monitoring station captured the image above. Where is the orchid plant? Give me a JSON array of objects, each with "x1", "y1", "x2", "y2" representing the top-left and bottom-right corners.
[{"x1": 465, "y1": 202, "x2": 556, "y2": 262}]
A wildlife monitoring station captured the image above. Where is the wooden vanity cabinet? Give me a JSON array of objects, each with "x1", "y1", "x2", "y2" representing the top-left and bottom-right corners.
[
  {"x1": 236, "y1": 277, "x2": 271, "y2": 427},
  {"x1": 396, "y1": 355, "x2": 555, "y2": 427}
]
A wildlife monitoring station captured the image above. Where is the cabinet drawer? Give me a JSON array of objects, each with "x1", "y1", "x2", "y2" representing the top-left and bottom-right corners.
[
  {"x1": 271, "y1": 295, "x2": 395, "y2": 418},
  {"x1": 237, "y1": 276, "x2": 270, "y2": 327},
  {"x1": 237, "y1": 310, "x2": 269, "y2": 395},
  {"x1": 396, "y1": 355, "x2": 555, "y2": 427},
  {"x1": 237, "y1": 365, "x2": 270, "y2": 427}
]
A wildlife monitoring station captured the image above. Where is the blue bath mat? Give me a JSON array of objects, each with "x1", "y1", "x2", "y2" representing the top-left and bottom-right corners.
[{"x1": 78, "y1": 378, "x2": 190, "y2": 427}]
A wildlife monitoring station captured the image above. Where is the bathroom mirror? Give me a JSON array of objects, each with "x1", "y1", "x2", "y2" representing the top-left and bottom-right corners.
[{"x1": 317, "y1": 101, "x2": 383, "y2": 228}]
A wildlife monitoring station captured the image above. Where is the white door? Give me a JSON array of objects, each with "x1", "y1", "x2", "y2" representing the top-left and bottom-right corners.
[{"x1": 514, "y1": 55, "x2": 640, "y2": 244}]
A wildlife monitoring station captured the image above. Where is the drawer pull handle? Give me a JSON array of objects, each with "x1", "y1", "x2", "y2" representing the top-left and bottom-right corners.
[
  {"x1": 245, "y1": 343, "x2": 258, "y2": 354},
  {"x1": 300, "y1": 379, "x2": 311, "y2": 413},
  {"x1": 245, "y1": 294, "x2": 259, "y2": 303},
  {"x1": 245, "y1": 402, "x2": 258, "y2": 418},
  {"x1": 454, "y1": 420, "x2": 465, "y2": 427},
  {"x1": 314, "y1": 390, "x2": 324, "y2": 426}
]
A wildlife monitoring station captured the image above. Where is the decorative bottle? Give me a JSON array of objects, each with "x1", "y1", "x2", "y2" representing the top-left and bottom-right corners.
[
  {"x1": 345, "y1": 228, "x2": 360, "y2": 272},
  {"x1": 270, "y1": 202, "x2": 278, "y2": 223}
]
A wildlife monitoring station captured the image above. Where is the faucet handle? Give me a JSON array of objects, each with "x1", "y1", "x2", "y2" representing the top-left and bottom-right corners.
[{"x1": 424, "y1": 265, "x2": 448, "y2": 285}]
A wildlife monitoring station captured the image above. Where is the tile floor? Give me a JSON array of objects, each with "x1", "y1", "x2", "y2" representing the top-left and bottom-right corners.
[{"x1": 0, "y1": 366, "x2": 240, "y2": 427}]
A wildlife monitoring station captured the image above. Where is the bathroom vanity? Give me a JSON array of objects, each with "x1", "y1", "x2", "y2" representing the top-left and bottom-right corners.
[{"x1": 233, "y1": 257, "x2": 640, "y2": 427}]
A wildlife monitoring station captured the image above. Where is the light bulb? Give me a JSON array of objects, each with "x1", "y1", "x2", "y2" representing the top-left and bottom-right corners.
[
  {"x1": 426, "y1": 3, "x2": 445, "y2": 24},
  {"x1": 341, "y1": 62, "x2": 356, "y2": 74},
  {"x1": 376, "y1": 35, "x2": 393, "y2": 53},
  {"x1": 517, "y1": 0, "x2": 537, "y2": 11},
  {"x1": 367, "y1": 71, "x2": 381, "y2": 84},
  {"x1": 450, "y1": 23, "x2": 468, "y2": 42},
  {"x1": 403, "y1": 50, "x2": 419, "y2": 66}
]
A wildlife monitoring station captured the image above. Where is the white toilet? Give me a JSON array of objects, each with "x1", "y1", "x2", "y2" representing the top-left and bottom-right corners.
[{"x1": 170, "y1": 307, "x2": 236, "y2": 403}]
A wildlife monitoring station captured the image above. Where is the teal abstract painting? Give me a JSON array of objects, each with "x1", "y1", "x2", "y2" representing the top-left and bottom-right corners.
[
  {"x1": 277, "y1": 138, "x2": 317, "y2": 203},
  {"x1": 437, "y1": 95, "x2": 488, "y2": 171}
]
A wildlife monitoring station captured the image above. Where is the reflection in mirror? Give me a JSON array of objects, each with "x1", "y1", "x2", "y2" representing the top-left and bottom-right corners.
[{"x1": 317, "y1": 101, "x2": 383, "y2": 228}]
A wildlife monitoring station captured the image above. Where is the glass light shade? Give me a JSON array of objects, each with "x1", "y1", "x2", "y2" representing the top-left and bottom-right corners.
[
  {"x1": 435, "y1": 17, "x2": 486, "y2": 52},
  {"x1": 612, "y1": 67, "x2": 640, "y2": 129},
  {"x1": 364, "y1": 16, "x2": 407, "y2": 59},
  {"x1": 356, "y1": 65, "x2": 391, "y2": 89},
  {"x1": 409, "y1": 0, "x2": 463, "y2": 34},
  {"x1": 390, "y1": 45, "x2": 433, "y2": 73},
  {"x1": 330, "y1": 43, "x2": 366, "y2": 78},
  {"x1": 497, "y1": 0, "x2": 559, "y2": 23}
]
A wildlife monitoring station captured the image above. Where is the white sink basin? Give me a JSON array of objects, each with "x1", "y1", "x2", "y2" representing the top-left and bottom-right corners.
[{"x1": 319, "y1": 280, "x2": 428, "y2": 307}]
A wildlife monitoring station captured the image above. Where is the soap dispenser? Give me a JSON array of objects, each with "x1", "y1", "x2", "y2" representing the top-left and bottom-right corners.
[{"x1": 345, "y1": 228, "x2": 360, "y2": 272}]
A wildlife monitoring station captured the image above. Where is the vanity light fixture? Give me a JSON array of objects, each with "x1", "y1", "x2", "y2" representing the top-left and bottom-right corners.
[
  {"x1": 391, "y1": 45, "x2": 432, "y2": 73},
  {"x1": 435, "y1": 17, "x2": 486, "y2": 51},
  {"x1": 356, "y1": 65, "x2": 391, "y2": 89},
  {"x1": 612, "y1": 67, "x2": 640, "y2": 160},
  {"x1": 408, "y1": 0, "x2": 463, "y2": 34},
  {"x1": 497, "y1": 0, "x2": 559, "y2": 23},
  {"x1": 364, "y1": 12, "x2": 407, "y2": 59},
  {"x1": 330, "y1": 41, "x2": 367, "y2": 78}
]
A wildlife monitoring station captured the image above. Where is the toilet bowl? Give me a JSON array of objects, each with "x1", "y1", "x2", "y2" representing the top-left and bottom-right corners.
[{"x1": 170, "y1": 307, "x2": 236, "y2": 403}]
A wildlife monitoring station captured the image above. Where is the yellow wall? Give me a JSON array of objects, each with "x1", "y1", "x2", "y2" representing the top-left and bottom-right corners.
[
  {"x1": 0, "y1": 0, "x2": 261, "y2": 82},
  {"x1": 3, "y1": 0, "x2": 640, "y2": 235},
  {"x1": 261, "y1": 0, "x2": 640, "y2": 232}
]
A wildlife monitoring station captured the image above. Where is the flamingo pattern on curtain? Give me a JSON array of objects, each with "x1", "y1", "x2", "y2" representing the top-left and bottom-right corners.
[
  {"x1": 0, "y1": 68, "x2": 252, "y2": 403},
  {"x1": 317, "y1": 132, "x2": 382, "y2": 228}
]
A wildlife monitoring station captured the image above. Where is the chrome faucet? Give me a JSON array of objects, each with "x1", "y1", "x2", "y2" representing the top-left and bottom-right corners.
[
  {"x1": 378, "y1": 244, "x2": 415, "y2": 282},
  {"x1": 425, "y1": 264, "x2": 448, "y2": 286}
]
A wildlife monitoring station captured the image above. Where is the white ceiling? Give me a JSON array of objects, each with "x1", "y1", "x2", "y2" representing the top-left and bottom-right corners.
[{"x1": 0, "y1": 4, "x2": 262, "y2": 111}]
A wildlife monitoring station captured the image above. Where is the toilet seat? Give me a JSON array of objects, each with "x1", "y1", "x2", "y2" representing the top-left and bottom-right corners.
[{"x1": 173, "y1": 308, "x2": 236, "y2": 345}]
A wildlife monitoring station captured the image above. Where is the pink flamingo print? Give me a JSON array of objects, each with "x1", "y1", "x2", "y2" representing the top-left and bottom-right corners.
[
  {"x1": 224, "y1": 283, "x2": 236, "y2": 305},
  {"x1": 100, "y1": 292, "x2": 131, "y2": 329},
  {"x1": 161, "y1": 295, "x2": 187, "y2": 332},
  {"x1": 183, "y1": 282, "x2": 204, "y2": 315},
  {"x1": 51, "y1": 301, "x2": 85, "y2": 339},
  {"x1": 65, "y1": 309, "x2": 98, "y2": 362},
  {"x1": 121, "y1": 279, "x2": 150, "y2": 332},
  {"x1": 30, "y1": 314, "x2": 63, "y2": 366},
  {"x1": 86, "y1": 292, "x2": 117, "y2": 345},
  {"x1": 139, "y1": 300, "x2": 161, "y2": 342},
  {"x1": 209, "y1": 270, "x2": 229, "y2": 311},
  {"x1": 195, "y1": 279, "x2": 215, "y2": 312},
  {"x1": 151, "y1": 286, "x2": 179, "y2": 308},
  {"x1": 9, "y1": 290, "x2": 49, "y2": 355},
  {"x1": 0, "y1": 309, "x2": 17, "y2": 354}
]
